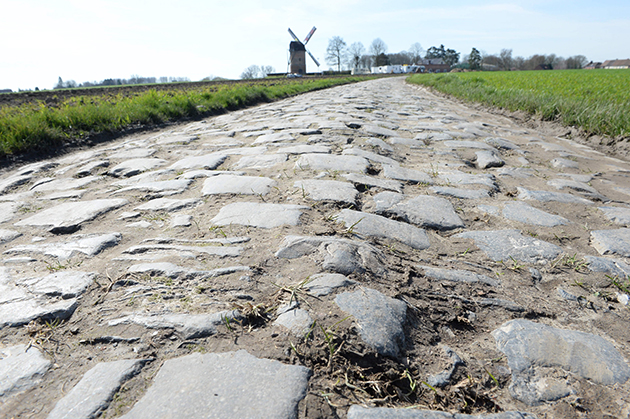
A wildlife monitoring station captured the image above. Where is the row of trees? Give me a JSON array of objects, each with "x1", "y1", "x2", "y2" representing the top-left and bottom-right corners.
[
  {"x1": 54, "y1": 75, "x2": 192, "y2": 89},
  {"x1": 463, "y1": 48, "x2": 588, "y2": 71},
  {"x1": 240, "y1": 65, "x2": 276, "y2": 80}
]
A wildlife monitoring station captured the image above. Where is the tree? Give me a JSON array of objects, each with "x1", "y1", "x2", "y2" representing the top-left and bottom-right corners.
[
  {"x1": 346, "y1": 42, "x2": 365, "y2": 70},
  {"x1": 240, "y1": 65, "x2": 261, "y2": 79},
  {"x1": 498, "y1": 49, "x2": 513, "y2": 71},
  {"x1": 565, "y1": 55, "x2": 588, "y2": 69},
  {"x1": 409, "y1": 43, "x2": 424, "y2": 64},
  {"x1": 469, "y1": 48, "x2": 482, "y2": 70},
  {"x1": 425, "y1": 44, "x2": 460, "y2": 67},
  {"x1": 369, "y1": 38, "x2": 388, "y2": 66},
  {"x1": 55, "y1": 77, "x2": 64, "y2": 89},
  {"x1": 260, "y1": 65, "x2": 275, "y2": 77},
  {"x1": 325, "y1": 36, "x2": 347, "y2": 72}
]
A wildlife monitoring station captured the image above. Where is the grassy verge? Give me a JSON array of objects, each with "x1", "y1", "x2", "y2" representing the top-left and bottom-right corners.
[
  {"x1": 0, "y1": 76, "x2": 374, "y2": 159},
  {"x1": 407, "y1": 70, "x2": 630, "y2": 139}
]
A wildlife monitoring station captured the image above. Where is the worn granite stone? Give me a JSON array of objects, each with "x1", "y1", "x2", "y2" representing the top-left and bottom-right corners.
[
  {"x1": 168, "y1": 153, "x2": 227, "y2": 171},
  {"x1": 294, "y1": 179, "x2": 358, "y2": 204},
  {"x1": 0, "y1": 229, "x2": 21, "y2": 244},
  {"x1": 382, "y1": 164, "x2": 433, "y2": 184},
  {"x1": 476, "y1": 150, "x2": 505, "y2": 169},
  {"x1": 303, "y1": 273, "x2": 356, "y2": 296},
  {"x1": 585, "y1": 255, "x2": 630, "y2": 277},
  {"x1": 335, "y1": 288, "x2": 406, "y2": 357},
  {"x1": 430, "y1": 186, "x2": 490, "y2": 200},
  {"x1": 274, "y1": 308, "x2": 314, "y2": 337},
  {"x1": 276, "y1": 235, "x2": 386, "y2": 276},
  {"x1": 211, "y1": 202, "x2": 308, "y2": 228},
  {"x1": 112, "y1": 179, "x2": 192, "y2": 196},
  {"x1": 30, "y1": 176, "x2": 102, "y2": 192},
  {"x1": 493, "y1": 319, "x2": 630, "y2": 405},
  {"x1": 502, "y1": 202, "x2": 569, "y2": 227},
  {"x1": 22, "y1": 271, "x2": 95, "y2": 299},
  {"x1": 550, "y1": 158, "x2": 579, "y2": 169},
  {"x1": 109, "y1": 310, "x2": 240, "y2": 339},
  {"x1": 599, "y1": 206, "x2": 630, "y2": 226},
  {"x1": 134, "y1": 198, "x2": 201, "y2": 212},
  {"x1": 232, "y1": 154, "x2": 287, "y2": 170},
  {"x1": 108, "y1": 159, "x2": 168, "y2": 177},
  {"x1": 119, "y1": 350, "x2": 310, "y2": 419},
  {"x1": 343, "y1": 173, "x2": 403, "y2": 193},
  {"x1": 201, "y1": 175, "x2": 276, "y2": 196},
  {"x1": 591, "y1": 228, "x2": 630, "y2": 257},
  {"x1": 47, "y1": 359, "x2": 147, "y2": 419},
  {"x1": 14, "y1": 199, "x2": 128, "y2": 234},
  {"x1": 427, "y1": 345, "x2": 464, "y2": 388},
  {"x1": 438, "y1": 171, "x2": 497, "y2": 190},
  {"x1": 342, "y1": 148, "x2": 399, "y2": 166},
  {"x1": 377, "y1": 195, "x2": 464, "y2": 231},
  {"x1": 0, "y1": 298, "x2": 78, "y2": 328},
  {"x1": 455, "y1": 230, "x2": 562, "y2": 264},
  {"x1": 295, "y1": 153, "x2": 369, "y2": 173},
  {"x1": 336, "y1": 209, "x2": 430, "y2": 250},
  {"x1": 0, "y1": 344, "x2": 51, "y2": 398},
  {"x1": 5, "y1": 233, "x2": 122, "y2": 260},
  {"x1": 418, "y1": 266, "x2": 499, "y2": 286},
  {"x1": 517, "y1": 187, "x2": 592, "y2": 205}
]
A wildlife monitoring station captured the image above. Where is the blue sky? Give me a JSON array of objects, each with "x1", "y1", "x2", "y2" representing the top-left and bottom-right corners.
[{"x1": 2, "y1": 0, "x2": 629, "y2": 91}]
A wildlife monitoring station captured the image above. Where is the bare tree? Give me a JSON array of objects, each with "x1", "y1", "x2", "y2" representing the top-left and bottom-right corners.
[
  {"x1": 565, "y1": 55, "x2": 588, "y2": 69},
  {"x1": 326, "y1": 36, "x2": 347, "y2": 72},
  {"x1": 240, "y1": 65, "x2": 261, "y2": 79},
  {"x1": 260, "y1": 65, "x2": 275, "y2": 77},
  {"x1": 409, "y1": 42, "x2": 424, "y2": 64},
  {"x1": 346, "y1": 42, "x2": 365, "y2": 70},
  {"x1": 369, "y1": 38, "x2": 388, "y2": 66},
  {"x1": 498, "y1": 49, "x2": 513, "y2": 71}
]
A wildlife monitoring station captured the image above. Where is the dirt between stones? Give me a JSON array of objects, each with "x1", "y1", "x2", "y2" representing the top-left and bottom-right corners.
[{"x1": 0, "y1": 77, "x2": 629, "y2": 419}]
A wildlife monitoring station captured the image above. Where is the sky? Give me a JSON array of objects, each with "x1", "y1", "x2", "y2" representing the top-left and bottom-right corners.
[{"x1": 2, "y1": 0, "x2": 629, "y2": 91}]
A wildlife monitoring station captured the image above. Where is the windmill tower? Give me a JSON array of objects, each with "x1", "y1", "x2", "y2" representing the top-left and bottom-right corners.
[{"x1": 288, "y1": 27, "x2": 320, "y2": 75}]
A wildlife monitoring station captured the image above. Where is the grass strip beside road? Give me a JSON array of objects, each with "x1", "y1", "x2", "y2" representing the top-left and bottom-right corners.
[
  {"x1": 0, "y1": 76, "x2": 373, "y2": 159},
  {"x1": 407, "y1": 70, "x2": 630, "y2": 139}
]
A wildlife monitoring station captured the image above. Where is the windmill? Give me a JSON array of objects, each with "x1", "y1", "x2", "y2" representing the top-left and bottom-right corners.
[{"x1": 287, "y1": 26, "x2": 320, "y2": 75}]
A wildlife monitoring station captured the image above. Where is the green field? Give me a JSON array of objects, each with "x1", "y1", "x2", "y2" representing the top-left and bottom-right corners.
[
  {"x1": 0, "y1": 76, "x2": 374, "y2": 160},
  {"x1": 407, "y1": 70, "x2": 630, "y2": 139}
]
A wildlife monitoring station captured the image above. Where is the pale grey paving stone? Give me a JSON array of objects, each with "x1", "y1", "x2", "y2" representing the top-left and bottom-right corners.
[
  {"x1": 110, "y1": 169, "x2": 171, "y2": 186},
  {"x1": 599, "y1": 206, "x2": 630, "y2": 226},
  {"x1": 171, "y1": 214, "x2": 192, "y2": 227},
  {"x1": 274, "y1": 308, "x2": 314, "y2": 337},
  {"x1": 335, "y1": 288, "x2": 406, "y2": 357},
  {"x1": 477, "y1": 204, "x2": 500, "y2": 216},
  {"x1": 496, "y1": 167, "x2": 534, "y2": 179},
  {"x1": 585, "y1": 255, "x2": 630, "y2": 277},
  {"x1": 14, "y1": 199, "x2": 128, "y2": 234},
  {"x1": 517, "y1": 187, "x2": 593, "y2": 205},
  {"x1": 211, "y1": 202, "x2": 307, "y2": 228},
  {"x1": 128, "y1": 262, "x2": 250, "y2": 280},
  {"x1": 232, "y1": 154, "x2": 287, "y2": 170},
  {"x1": 109, "y1": 310, "x2": 240, "y2": 339},
  {"x1": 373, "y1": 192, "x2": 404, "y2": 213},
  {"x1": 343, "y1": 173, "x2": 403, "y2": 193},
  {"x1": 0, "y1": 202, "x2": 19, "y2": 224},
  {"x1": 7, "y1": 232, "x2": 121, "y2": 260},
  {"x1": 119, "y1": 350, "x2": 310, "y2": 419},
  {"x1": 418, "y1": 266, "x2": 499, "y2": 287},
  {"x1": 108, "y1": 159, "x2": 167, "y2": 177},
  {"x1": 476, "y1": 150, "x2": 505, "y2": 169},
  {"x1": 253, "y1": 132, "x2": 295, "y2": 144},
  {"x1": 416, "y1": 132, "x2": 454, "y2": 141},
  {"x1": 47, "y1": 359, "x2": 147, "y2": 419},
  {"x1": 126, "y1": 221, "x2": 152, "y2": 229},
  {"x1": 178, "y1": 169, "x2": 245, "y2": 179},
  {"x1": 365, "y1": 137, "x2": 394, "y2": 152},
  {"x1": 336, "y1": 209, "x2": 430, "y2": 250},
  {"x1": 112, "y1": 179, "x2": 193, "y2": 196},
  {"x1": 443, "y1": 140, "x2": 495, "y2": 150},
  {"x1": 430, "y1": 186, "x2": 490, "y2": 200},
  {"x1": 168, "y1": 154, "x2": 227, "y2": 171},
  {"x1": 485, "y1": 137, "x2": 521, "y2": 150},
  {"x1": 591, "y1": 228, "x2": 630, "y2": 257},
  {"x1": 502, "y1": 202, "x2": 569, "y2": 227},
  {"x1": 0, "y1": 344, "x2": 51, "y2": 398},
  {"x1": 550, "y1": 157, "x2": 579, "y2": 169},
  {"x1": 220, "y1": 146, "x2": 268, "y2": 155},
  {"x1": 155, "y1": 135, "x2": 198, "y2": 145},
  {"x1": 560, "y1": 173, "x2": 595, "y2": 183},
  {"x1": 303, "y1": 273, "x2": 356, "y2": 297},
  {"x1": 0, "y1": 298, "x2": 78, "y2": 328},
  {"x1": 547, "y1": 178, "x2": 608, "y2": 201},
  {"x1": 347, "y1": 406, "x2": 537, "y2": 419},
  {"x1": 455, "y1": 230, "x2": 562, "y2": 264},
  {"x1": 30, "y1": 176, "x2": 102, "y2": 192},
  {"x1": 123, "y1": 243, "x2": 243, "y2": 258},
  {"x1": 134, "y1": 198, "x2": 201, "y2": 212},
  {"x1": 390, "y1": 137, "x2": 425, "y2": 146},
  {"x1": 294, "y1": 179, "x2": 358, "y2": 204},
  {"x1": 108, "y1": 148, "x2": 156, "y2": 159},
  {"x1": 342, "y1": 148, "x2": 399, "y2": 166},
  {"x1": 21, "y1": 271, "x2": 95, "y2": 298},
  {"x1": 0, "y1": 229, "x2": 21, "y2": 244},
  {"x1": 75, "y1": 160, "x2": 109, "y2": 177},
  {"x1": 377, "y1": 195, "x2": 464, "y2": 231},
  {"x1": 275, "y1": 144, "x2": 331, "y2": 155},
  {"x1": 427, "y1": 345, "x2": 464, "y2": 388},
  {"x1": 362, "y1": 124, "x2": 397, "y2": 137},
  {"x1": 276, "y1": 235, "x2": 387, "y2": 277},
  {"x1": 438, "y1": 171, "x2": 498, "y2": 190},
  {"x1": 295, "y1": 153, "x2": 369, "y2": 173},
  {"x1": 382, "y1": 164, "x2": 433, "y2": 184},
  {"x1": 201, "y1": 175, "x2": 276, "y2": 196},
  {"x1": 37, "y1": 190, "x2": 87, "y2": 201},
  {"x1": 493, "y1": 319, "x2": 630, "y2": 405}
]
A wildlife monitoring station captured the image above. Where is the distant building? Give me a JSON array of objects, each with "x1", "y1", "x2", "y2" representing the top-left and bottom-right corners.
[
  {"x1": 534, "y1": 64, "x2": 553, "y2": 71},
  {"x1": 0, "y1": 88, "x2": 12, "y2": 93},
  {"x1": 584, "y1": 61, "x2": 602, "y2": 70},
  {"x1": 602, "y1": 59, "x2": 630, "y2": 69},
  {"x1": 416, "y1": 58, "x2": 451, "y2": 73}
]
